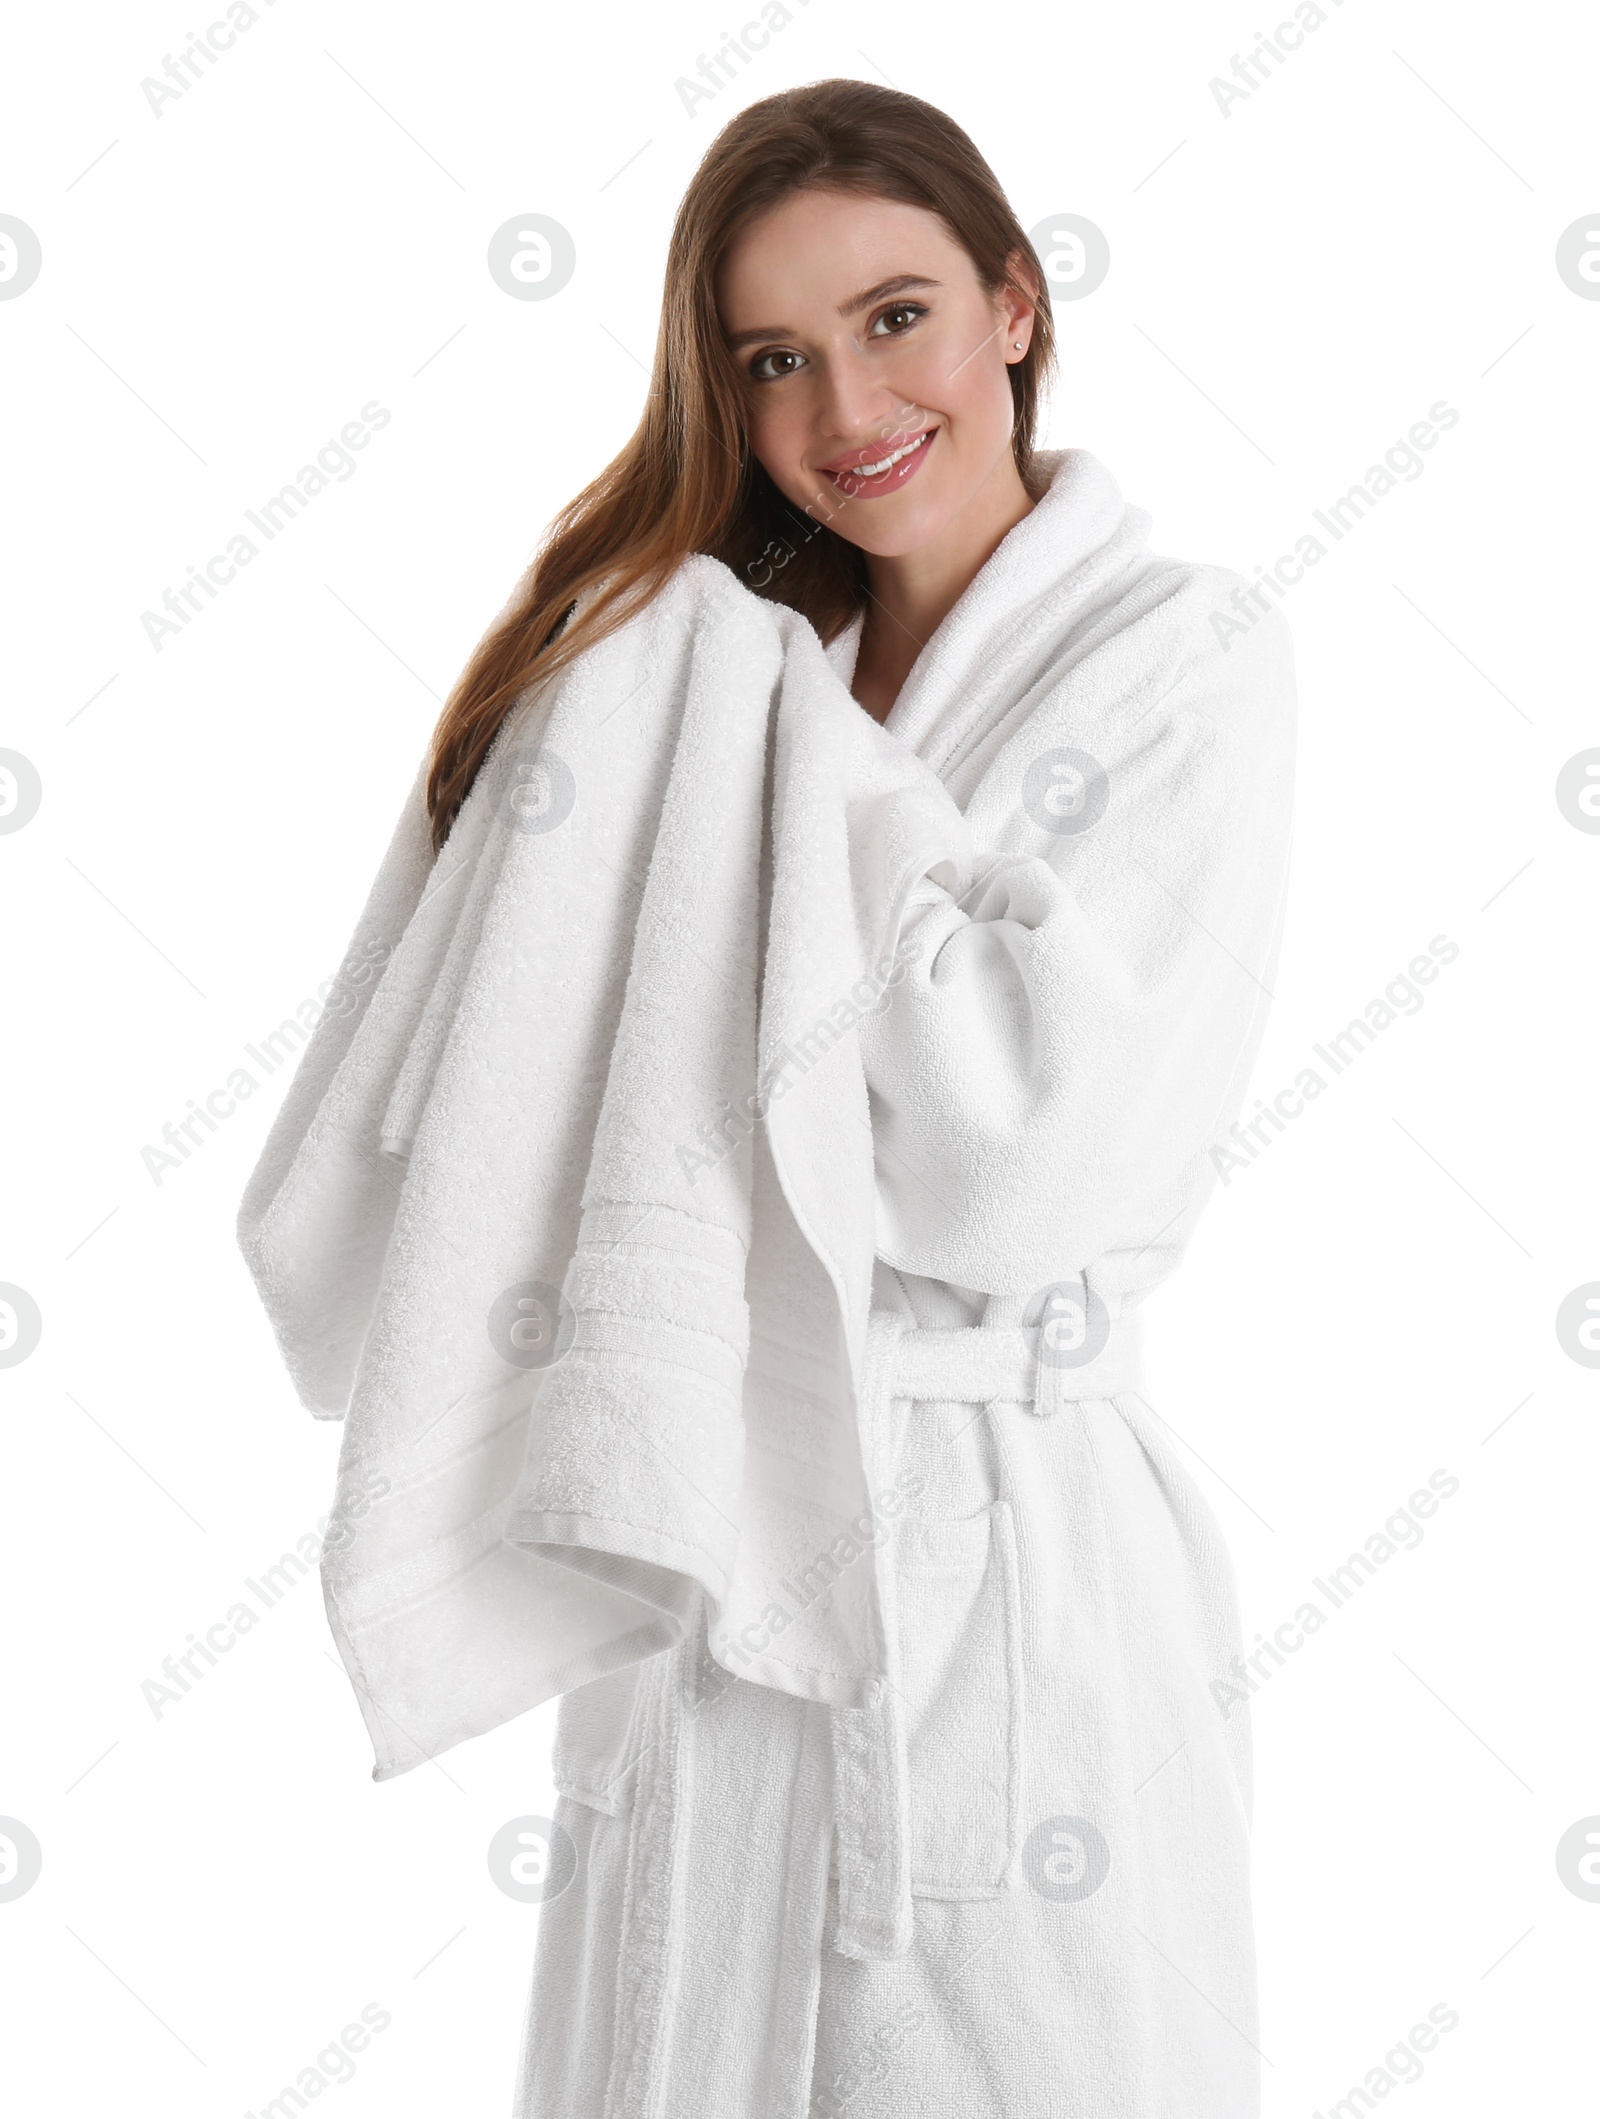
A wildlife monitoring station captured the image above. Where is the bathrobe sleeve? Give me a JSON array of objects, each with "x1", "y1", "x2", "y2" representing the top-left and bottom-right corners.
[{"x1": 854, "y1": 578, "x2": 1296, "y2": 1299}]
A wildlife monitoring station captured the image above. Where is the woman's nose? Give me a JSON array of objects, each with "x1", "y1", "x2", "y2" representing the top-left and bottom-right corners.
[{"x1": 813, "y1": 351, "x2": 914, "y2": 447}]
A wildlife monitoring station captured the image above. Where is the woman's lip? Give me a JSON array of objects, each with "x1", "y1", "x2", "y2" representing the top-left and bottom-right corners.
[{"x1": 819, "y1": 427, "x2": 937, "y2": 496}]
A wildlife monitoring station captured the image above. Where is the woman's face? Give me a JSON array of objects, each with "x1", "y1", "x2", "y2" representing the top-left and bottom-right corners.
[{"x1": 715, "y1": 189, "x2": 1036, "y2": 560}]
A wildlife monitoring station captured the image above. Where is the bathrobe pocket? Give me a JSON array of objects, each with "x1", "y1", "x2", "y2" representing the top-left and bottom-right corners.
[
  {"x1": 895, "y1": 1499, "x2": 1023, "y2": 1896},
  {"x1": 550, "y1": 1662, "x2": 643, "y2": 1817}
]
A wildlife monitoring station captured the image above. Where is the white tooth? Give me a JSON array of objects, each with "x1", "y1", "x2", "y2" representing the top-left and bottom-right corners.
[{"x1": 843, "y1": 432, "x2": 926, "y2": 479}]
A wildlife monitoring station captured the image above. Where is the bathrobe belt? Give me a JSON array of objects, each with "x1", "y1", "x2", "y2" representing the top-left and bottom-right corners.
[{"x1": 829, "y1": 1303, "x2": 1148, "y2": 1960}]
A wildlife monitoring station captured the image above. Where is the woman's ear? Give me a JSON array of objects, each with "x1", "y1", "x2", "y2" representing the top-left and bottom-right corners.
[{"x1": 1001, "y1": 246, "x2": 1040, "y2": 359}]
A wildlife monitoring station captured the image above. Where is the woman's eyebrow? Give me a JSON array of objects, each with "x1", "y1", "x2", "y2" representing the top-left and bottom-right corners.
[{"x1": 723, "y1": 274, "x2": 942, "y2": 351}]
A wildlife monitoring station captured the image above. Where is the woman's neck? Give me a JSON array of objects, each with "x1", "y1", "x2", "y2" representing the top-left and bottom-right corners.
[{"x1": 850, "y1": 450, "x2": 1038, "y2": 723}]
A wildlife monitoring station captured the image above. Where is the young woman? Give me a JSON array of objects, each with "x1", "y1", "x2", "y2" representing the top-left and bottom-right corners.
[{"x1": 240, "y1": 77, "x2": 1294, "y2": 2119}]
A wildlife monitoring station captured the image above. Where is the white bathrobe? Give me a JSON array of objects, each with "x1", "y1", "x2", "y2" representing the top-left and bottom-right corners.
[{"x1": 236, "y1": 449, "x2": 1295, "y2": 2119}]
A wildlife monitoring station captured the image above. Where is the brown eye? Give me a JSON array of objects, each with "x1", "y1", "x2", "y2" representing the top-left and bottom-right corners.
[
  {"x1": 872, "y1": 301, "x2": 928, "y2": 338},
  {"x1": 749, "y1": 347, "x2": 805, "y2": 383}
]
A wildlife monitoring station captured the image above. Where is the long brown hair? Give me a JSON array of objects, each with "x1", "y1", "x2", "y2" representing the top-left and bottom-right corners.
[{"x1": 424, "y1": 78, "x2": 1056, "y2": 852}]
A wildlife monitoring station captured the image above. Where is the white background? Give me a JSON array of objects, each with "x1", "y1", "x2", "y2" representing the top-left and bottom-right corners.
[{"x1": 3, "y1": 0, "x2": 1597, "y2": 2111}]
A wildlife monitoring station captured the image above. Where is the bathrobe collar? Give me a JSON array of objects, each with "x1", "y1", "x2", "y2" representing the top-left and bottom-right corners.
[{"x1": 824, "y1": 446, "x2": 1152, "y2": 773}]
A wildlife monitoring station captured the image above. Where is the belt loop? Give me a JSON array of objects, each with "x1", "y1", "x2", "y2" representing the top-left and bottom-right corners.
[
  {"x1": 1084, "y1": 1263, "x2": 1123, "y2": 1335},
  {"x1": 1029, "y1": 1270, "x2": 1121, "y2": 1417}
]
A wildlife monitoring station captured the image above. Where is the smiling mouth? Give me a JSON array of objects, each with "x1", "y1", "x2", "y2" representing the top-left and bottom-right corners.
[{"x1": 821, "y1": 427, "x2": 936, "y2": 491}]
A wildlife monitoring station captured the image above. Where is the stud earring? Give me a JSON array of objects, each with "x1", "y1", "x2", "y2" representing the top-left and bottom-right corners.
[{"x1": 1013, "y1": 340, "x2": 1024, "y2": 350}]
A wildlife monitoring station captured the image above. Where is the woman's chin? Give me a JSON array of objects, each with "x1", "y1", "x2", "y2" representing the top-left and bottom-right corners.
[{"x1": 823, "y1": 488, "x2": 963, "y2": 561}]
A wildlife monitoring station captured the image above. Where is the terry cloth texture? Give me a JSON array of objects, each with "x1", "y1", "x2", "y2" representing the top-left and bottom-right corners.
[{"x1": 237, "y1": 447, "x2": 1296, "y2": 2116}]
